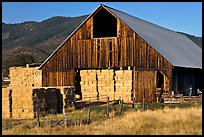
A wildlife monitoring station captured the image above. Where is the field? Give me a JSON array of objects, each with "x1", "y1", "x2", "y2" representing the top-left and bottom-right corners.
[{"x1": 2, "y1": 99, "x2": 202, "y2": 135}]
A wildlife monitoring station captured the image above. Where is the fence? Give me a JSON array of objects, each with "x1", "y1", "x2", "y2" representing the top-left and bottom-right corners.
[{"x1": 33, "y1": 93, "x2": 152, "y2": 128}]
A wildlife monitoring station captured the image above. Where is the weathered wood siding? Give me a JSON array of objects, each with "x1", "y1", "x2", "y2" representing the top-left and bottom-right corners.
[{"x1": 41, "y1": 10, "x2": 173, "y2": 103}]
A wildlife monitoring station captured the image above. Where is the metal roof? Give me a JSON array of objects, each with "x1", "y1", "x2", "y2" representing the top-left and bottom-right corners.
[
  {"x1": 104, "y1": 5, "x2": 202, "y2": 69},
  {"x1": 39, "y1": 4, "x2": 202, "y2": 69}
]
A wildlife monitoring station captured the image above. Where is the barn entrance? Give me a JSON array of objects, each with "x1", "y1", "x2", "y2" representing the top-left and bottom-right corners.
[
  {"x1": 155, "y1": 71, "x2": 164, "y2": 101},
  {"x1": 157, "y1": 71, "x2": 164, "y2": 89},
  {"x1": 171, "y1": 67, "x2": 203, "y2": 96}
]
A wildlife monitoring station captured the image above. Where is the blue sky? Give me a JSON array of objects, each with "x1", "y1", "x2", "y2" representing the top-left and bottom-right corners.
[{"x1": 2, "y1": 2, "x2": 202, "y2": 36}]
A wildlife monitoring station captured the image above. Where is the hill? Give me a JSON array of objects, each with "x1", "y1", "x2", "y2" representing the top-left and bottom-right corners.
[
  {"x1": 2, "y1": 15, "x2": 88, "y2": 76},
  {"x1": 2, "y1": 15, "x2": 202, "y2": 76}
]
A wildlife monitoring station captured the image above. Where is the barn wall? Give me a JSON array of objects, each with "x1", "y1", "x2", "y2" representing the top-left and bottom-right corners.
[
  {"x1": 41, "y1": 8, "x2": 173, "y2": 103},
  {"x1": 42, "y1": 16, "x2": 172, "y2": 87},
  {"x1": 133, "y1": 70, "x2": 156, "y2": 103},
  {"x1": 42, "y1": 70, "x2": 75, "y2": 87}
]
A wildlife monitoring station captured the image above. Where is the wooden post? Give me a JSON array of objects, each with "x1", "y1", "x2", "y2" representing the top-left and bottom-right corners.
[
  {"x1": 36, "y1": 107, "x2": 40, "y2": 128},
  {"x1": 132, "y1": 97, "x2": 134, "y2": 108},
  {"x1": 34, "y1": 95, "x2": 40, "y2": 128},
  {"x1": 120, "y1": 99, "x2": 123, "y2": 113},
  {"x1": 180, "y1": 94, "x2": 183, "y2": 103},
  {"x1": 64, "y1": 112, "x2": 67, "y2": 128},
  {"x1": 107, "y1": 97, "x2": 110, "y2": 116},
  {"x1": 87, "y1": 108, "x2": 91, "y2": 124}
]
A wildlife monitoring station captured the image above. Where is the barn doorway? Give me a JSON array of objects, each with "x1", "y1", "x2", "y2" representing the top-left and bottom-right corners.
[
  {"x1": 157, "y1": 71, "x2": 164, "y2": 89},
  {"x1": 156, "y1": 71, "x2": 164, "y2": 102}
]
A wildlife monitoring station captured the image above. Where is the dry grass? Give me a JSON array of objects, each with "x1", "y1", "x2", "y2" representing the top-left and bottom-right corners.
[{"x1": 2, "y1": 105, "x2": 202, "y2": 135}]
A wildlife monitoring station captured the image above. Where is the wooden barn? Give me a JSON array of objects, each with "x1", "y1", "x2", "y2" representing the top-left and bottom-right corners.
[{"x1": 39, "y1": 4, "x2": 202, "y2": 103}]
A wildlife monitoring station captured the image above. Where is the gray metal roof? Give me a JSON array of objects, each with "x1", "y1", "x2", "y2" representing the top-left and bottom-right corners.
[{"x1": 104, "y1": 5, "x2": 202, "y2": 69}]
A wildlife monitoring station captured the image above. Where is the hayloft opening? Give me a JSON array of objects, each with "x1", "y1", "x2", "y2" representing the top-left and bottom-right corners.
[{"x1": 93, "y1": 8, "x2": 117, "y2": 38}]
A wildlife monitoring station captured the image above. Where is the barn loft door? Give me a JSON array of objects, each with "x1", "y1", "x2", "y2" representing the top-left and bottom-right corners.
[{"x1": 93, "y1": 7, "x2": 117, "y2": 38}]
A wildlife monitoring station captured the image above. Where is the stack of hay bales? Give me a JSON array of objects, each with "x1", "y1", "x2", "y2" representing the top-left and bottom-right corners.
[
  {"x1": 11, "y1": 87, "x2": 34, "y2": 119},
  {"x1": 115, "y1": 70, "x2": 133, "y2": 103},
  {"x1": 97, "y1": 69, "x2": 115, "y2": 101},
  {"x1": 80, "y1": 70, "x2": 97, "y2": 101},
  {"x1": 32, "y1": 88, "x2": 46, "y2": 117},
  {"x1": 32, "y1": 86, "x2": 75, "y2": 115},
  {"x1": 8, "y1": 65, "x2": 42, "y2": 119},
  {"x1": 2, "y1": 87, "x2": 11, "y2": 118},
  {"x1": 45, "y1": 88, "x2": 60, "y2": 114},
  {"x1": 63, "y1": 87, "x2": 75, "y2": 112},
  {"x1": 9, "y1": 66, "x2": 42, "y2": 88}
]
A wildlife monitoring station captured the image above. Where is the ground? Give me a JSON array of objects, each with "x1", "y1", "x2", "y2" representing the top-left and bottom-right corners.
[{"x1": 2, "y1": 97, "x2": 202, "y2": 135}]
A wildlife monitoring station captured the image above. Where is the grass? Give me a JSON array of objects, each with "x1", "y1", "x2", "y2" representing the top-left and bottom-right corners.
[{"x1": 2, "y1": 100, "x2": 202, "y2": 135}]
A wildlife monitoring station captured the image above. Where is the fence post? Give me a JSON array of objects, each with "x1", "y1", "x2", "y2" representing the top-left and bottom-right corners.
[
  {"x1": 34, "y1": 95, "x2": 40, "y2": 128},
  {"x1": 180, "y1": 94, "x2": 184, "y2": 103},
  {"x1": 107, "y1": 97, "x2": 109, "y2": 116},
  {"x1": 120, "y1": 99, "x2": 123, "y2": 113},
  {"x1": 132, "y1": 97, "x2": 134, "y2": 108},
  {"x1": 35, "y1": 107, "x2": 40, "y2": 127},
  {"x1": 64, "y1": 112, "x2": 67, "y2": 128},
  {"x1": 87, "y1": 108, "x2": 91, "y2": 124}
]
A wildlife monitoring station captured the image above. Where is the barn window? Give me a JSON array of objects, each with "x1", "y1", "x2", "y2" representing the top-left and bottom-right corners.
[{"x1": 93, "y1": 8, "x2": 117, "y2": 38}]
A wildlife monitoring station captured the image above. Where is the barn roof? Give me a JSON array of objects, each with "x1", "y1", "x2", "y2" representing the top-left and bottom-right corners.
[
  {"x1": 39, "y1": 4, "x2": 202, "y2": 69},
  {"x1": 104, "y1": 5, "x2": 202, "y2": 69}
]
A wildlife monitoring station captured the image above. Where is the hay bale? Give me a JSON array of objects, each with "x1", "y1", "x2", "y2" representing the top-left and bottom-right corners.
[
  {"x1": 2, "y1": 87, "x2": 11, "y2": 118},
  {"x1": 45, "y1": 88, "x2": 59, "y2": 114},
  {"x1": 115, "y1": 70, "x2": 133, "y2": 103},
  {"x1": 11, "y1": 87, "x2": 34, "y2": 119},
  {"x1": 9, "y1": 66, "x2": 42, "y2": 88}
]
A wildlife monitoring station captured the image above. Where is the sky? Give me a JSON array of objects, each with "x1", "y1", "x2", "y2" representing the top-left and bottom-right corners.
[{"x1": 2, "y1": 2, "x2": 202, "y2": 37}]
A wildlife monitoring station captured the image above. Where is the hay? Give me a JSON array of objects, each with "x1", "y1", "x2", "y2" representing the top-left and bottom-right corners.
[
  {"x1": 2, "y1": 87, "x2": 11, "y2": 118},
  {"x1": 115, "y1": 70, "x2": 133, "y2": 103}
]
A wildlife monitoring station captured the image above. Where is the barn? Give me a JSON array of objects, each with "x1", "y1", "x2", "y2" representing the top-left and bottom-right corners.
[{"x1": 39, "y1": 4, "x2": 202, "y2": 103}]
